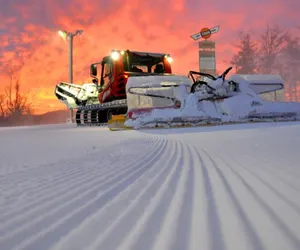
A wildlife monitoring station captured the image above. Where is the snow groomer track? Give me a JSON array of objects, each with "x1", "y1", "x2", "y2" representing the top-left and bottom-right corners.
[{"x1": 0, "y1": 122, "x2": 300, "y2": 250}]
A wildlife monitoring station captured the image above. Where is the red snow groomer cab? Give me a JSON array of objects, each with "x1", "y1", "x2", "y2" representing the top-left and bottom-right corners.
[{"x1": 90, "y1": 49, "x2": 173, "y2": 104}]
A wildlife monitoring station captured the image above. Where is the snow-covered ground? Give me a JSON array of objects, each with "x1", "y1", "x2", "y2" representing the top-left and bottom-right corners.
[{"x1": 1, "y1": 122, "x2": 300, "y2": 250}]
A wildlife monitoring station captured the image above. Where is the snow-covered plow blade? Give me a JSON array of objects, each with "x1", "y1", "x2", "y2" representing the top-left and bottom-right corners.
[
  {"x1": 55, "y1": 82, "x2": 100, "y2": 109},
  {"x1": 120, "y1": 67, "x2": 300, "y2": 130}
]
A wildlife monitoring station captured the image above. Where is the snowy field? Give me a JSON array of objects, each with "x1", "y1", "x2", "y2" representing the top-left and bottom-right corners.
[{"x1": 1, "y1": 122, "x2": 300, "y2": 250}]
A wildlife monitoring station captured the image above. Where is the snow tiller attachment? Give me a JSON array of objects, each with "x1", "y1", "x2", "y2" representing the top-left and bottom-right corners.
[
  {"x1": 112, "y1": 66, "x2": 300, "y2": 130},
  {"x1": 55, "y1": 82, "x2": 100, "y2": 109}
]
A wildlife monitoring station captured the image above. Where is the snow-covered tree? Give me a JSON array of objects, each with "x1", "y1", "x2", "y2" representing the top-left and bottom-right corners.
[
  {"x1": 230, "y1": 31, "x2": 258, "y2": 74},
  {"x1": 230, "y1": 24, "x2": 300, "y2": 102},
  {"x1": 273, "y1": 33, "x2": 300, "y2": 101}
]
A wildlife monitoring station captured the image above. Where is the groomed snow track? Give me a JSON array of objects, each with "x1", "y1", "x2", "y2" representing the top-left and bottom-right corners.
[{"x1": 0, "y1": 122, "x2": 300, "y2": 250}]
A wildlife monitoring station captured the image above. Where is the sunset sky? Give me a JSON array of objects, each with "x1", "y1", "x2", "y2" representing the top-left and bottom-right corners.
[{"x1": 0, "y1": 0, "x2": 299, "y2": 114}]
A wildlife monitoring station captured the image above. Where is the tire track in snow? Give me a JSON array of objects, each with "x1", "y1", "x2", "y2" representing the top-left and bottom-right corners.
[
  {"x1": 0, "y1": 152, "x2": 118, "y2": 201},
  {"x1": 170, "y1": 142, "x2": 194, "y2": 250},
  {"x1": 3, "y1": 136, "x2": 168, "y2": 250},
  {"x1": 266, "y1": 160, "x2": 300, "y2": 179},
  {"x1": 0, "y1": 157, "x2": 116, "y2": 215},
  {"x1": 217, "y1": 154, "x2": 300, "y2": 250},
  {"x1": 0, "y1": 137, "x2": 157, "y2": 238},
  {"x1": 248, "y1": 163, "x2": 300, "y2": 194},
  {"x1": 50, "y1": 138, "x2": 184, "y2": 250},
  {"x1": 0, "y1": 153, "x2": 136, "y2": 231},
  {"x1": 0, "y1": 133, "x2": 153, "y2": 179},
  {"x1": 199, "y1": 148, "x2": 265, "y2": 250},
  {"x1": 0, "y1": 136, "x2": 161, "y2": 237},
  {"x1": 87, "y1": 139, "x2": 187, "y2": 250},
  {"x1": 189, "y1": 144, "x2": 211, "y2": 250},
  {"x1": 0, "y1": 136, "x2": 152, "y2": 200},
  {"x1": 0, "y1": 142, "x2": 146, "y2": 224},
  {"x1": 0, "y1": 137, "x2": 150, "y2": 187},
  {"x1": 0, "y1": 138, "x2": 137, "y2": 183},
  {"x1": 85, "y1": 139, "x2": 195, "y2": 250},
  {"x1": 152, "y1": 140, "x2": 195, "y2": 250},
  {"x1": 227, "y1": 157, "x2": 300, "y2": 217},
  {"x1": 194, "y1": 147, "x2": 226, "y2": 250},
  {"x1": 280, "y1": 169, "x2": 300, "y2": 180},
  {"x1": 11, "y1": 137, "x2": 166, "y2": 250},
  {"x1": 0, "y1": 141, "x2": 148, "y2": 222},
  {"x1": 116, "y1": 139, "x2": 185, "y2": 250},
  {"x1": 253, "y1": 158, "x2": 300, "y2": 186}
]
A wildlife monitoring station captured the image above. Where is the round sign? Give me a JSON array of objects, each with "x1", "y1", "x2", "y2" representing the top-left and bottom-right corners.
[{"x1": 200, "y1": 27, "x2": 211, "y2": 40}]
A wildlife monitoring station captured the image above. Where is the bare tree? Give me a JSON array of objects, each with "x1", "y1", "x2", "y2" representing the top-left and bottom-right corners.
[
  {"x1": 0, "y1": 34, "x2": 39, "y2": 125},
  {"x1": 258, "y1": 23, "x2": 290, "y2": 74},
  {"x1": 259, "y1": 25, "x2": 300, "y2": 101},
  {"x1": 0, "y1": 62, "x2": 34, "y2": 125},
  {"x1": 5, "y1": 79, "x2": 33, "y2": 118},
  {"x1": 0, "y1": 94, "x2": 5, "y2": 117}
]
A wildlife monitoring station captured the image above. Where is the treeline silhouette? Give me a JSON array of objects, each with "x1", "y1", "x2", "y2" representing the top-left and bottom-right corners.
[
  {"x1": 0, "y1": 80, "x2": 68, "y2": 126},
  {"x1": 228, "y1": 23, "x2": 300, "y2": 101}
]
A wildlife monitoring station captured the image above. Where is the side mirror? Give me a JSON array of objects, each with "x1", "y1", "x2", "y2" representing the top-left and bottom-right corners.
[{"x1": 90, "y1": 64, "x2": 97, "y2": 77}]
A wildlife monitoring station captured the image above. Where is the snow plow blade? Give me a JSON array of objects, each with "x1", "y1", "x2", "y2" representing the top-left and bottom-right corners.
[{"x1": 108, "y1": 114, "x2": 132, "y2": 131}]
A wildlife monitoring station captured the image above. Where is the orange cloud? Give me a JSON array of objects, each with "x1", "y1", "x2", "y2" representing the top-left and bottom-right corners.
[{"x1": 0, "y1": 0, "x2": 298, "y2": 114}]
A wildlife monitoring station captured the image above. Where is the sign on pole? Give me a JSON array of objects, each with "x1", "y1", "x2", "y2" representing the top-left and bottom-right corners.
[{"x1": 190, "y1": 25, "x2": 220, "y2": 41}]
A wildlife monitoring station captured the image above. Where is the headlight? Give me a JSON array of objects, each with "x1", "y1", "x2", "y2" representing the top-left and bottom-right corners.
[
  {"x1": 165, "y1": 54, "x2": 173, "y2": 63},
  {"x1": 111, "y1": 51, "x2": 120, "y2": 60}
]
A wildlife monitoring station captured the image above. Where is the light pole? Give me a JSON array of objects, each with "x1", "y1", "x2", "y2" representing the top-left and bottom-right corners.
[
  {"x1": 58, "y1": 29, "x2": 83, "y2": 123},
  {"x1": 58, "y1": 29, "x2": 83, "y2": 83}
]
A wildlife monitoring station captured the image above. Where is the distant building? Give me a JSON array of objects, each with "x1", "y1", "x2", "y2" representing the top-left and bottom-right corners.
[{"x1": 198, "y1": 40, "x2": 216, "y2": 76}]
